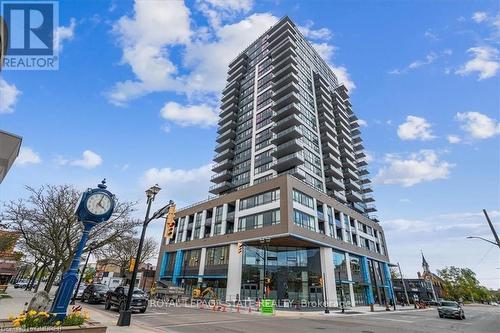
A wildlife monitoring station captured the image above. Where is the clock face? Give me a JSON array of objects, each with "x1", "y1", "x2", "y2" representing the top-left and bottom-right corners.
[{"x1": 86, "y1": 192, "x2": 112, "y2": 216}]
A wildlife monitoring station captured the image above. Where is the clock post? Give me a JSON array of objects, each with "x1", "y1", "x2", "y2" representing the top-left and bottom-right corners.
[{"x1": 51, "y1": 180, "x2": 115, "y2": 320}]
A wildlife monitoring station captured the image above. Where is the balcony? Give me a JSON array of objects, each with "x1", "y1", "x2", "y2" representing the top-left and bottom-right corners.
[
  {"x1": 232, "y1": 177, "x2": 250, "y2": 187},
  {"x1": 273, "y1": 113, "x2": 301, "y2": 132},
  {"x1": 271, "y1": 152, "x2": 304, "y2": 172},
  {"x1": 228, "y1": 53, "x2": 248, "y2": 74},
  {"x1": 346, "y1": 190, "x2": 363, "y2": 202},
  {"x1": 218, "y1": 111, "x2": 237, "y2": 127},
  {"x1": 209, "y1": 181, "x2": 232, "y2": 195},
  {"x1": 335, "y1": 85, "x2": 349, "y2": 100},
  {"x1": 272, "y1": 43, "x2": 297, "y2": 65},
  {"x1": 359, "y1": 175, "x2": 371, "y2": 185},
  {"x1": 361, "y1": 183, "x2": 373, "y2": 193},
  {"x1": 352, "y1": 135, "x2": 362, "y2": 144},
  {"x1": 211, "y1": 170, "x2": 232, "y2": 182},
  {"x1": 363, "y1": 193, "x2": 375, "y2": 203},
  {"x1": 325, "y1": 176, "x2": 345, "y2": 191},
  {"x1": 213, "y1": 148, "x2": 234, "y2": 162},
  {"x1": 317, "y1": 211, "x2": 325, "y2": 221},
  {"x1": 273, "y1": 72, "x2": 299, "y2": 91},
  {"x1": 273, "y1": 139, "x2": 302, "y2": 158},
  {"x1": 366, "y1": 204, "x2": 377, "y2": 213},
  {"x1": 333, "y1": 191, "x2": 347, "y2": 203},
  {"x1": 226, "y1": 211, "x2": 235, "y2": 221},
  {"x1": 274, "y1": 91, "x2": 300, "y2": 109},
  {"x1": 273, "y1": 81, "x2": 300, "y2": 101},
  {"x1": 321, "y1": 131, "x2": 338, "y2": 147},
  {"x1": 353, "y1": 141, "x2": 364, "y2": 151},
  {"x1": 221, "y1": 79, "x2": 239, "y2": 97},
  {"x1": 216, "y1": 128, "x2": 236, "y2": 143},
  {"x1": 340, "y1": 147, "x2": 356, "y2": 161},
  {"x1": 272, "y1": 62, "x2": 299, "y2": 82},
  {"x1": 217, "y1": 118, "x2": 237, "y2": 134},
  {"x1": 357, "y1": 158, "x2": 368, "y2": 167},
  {"x1": 272, "y1": 103, "x2": 301, "y2": 121},
  {"x1": 272, "y1": 125, "x2": 302, "y2": 145},
  {"x1": 212, "y1": 159, "x2": 232, "y2": 173},
  {"x1": 319, "y1": 120, "x2": 336, "y2": 136},
  {"x1": 355, "y1": 151, "x2": 366, "y2": 159},
  {"x1": 341, "y1": 157, "x2": 357, "y2": 171},
  {"x1": 273, "y1": 54, "x2": 298, "y2": 73},
  {"x1": 220, "y1": 93, "x2": 238, "y2": 108},
  {"x1": 359, "y1": 167, "x2": 369, "y2": 176},
  {"x1": 349, "y1": 201, "x2": 366, "y2": 213},
  {"x1": 323, "y1": 153, "x2": 342, "y2": 167},
  {"x1": 344, "y1": 179, "x2": 361, "y2": 192},
  {"x1": 343, "y1": 167, "x2": 359, "y2": 180},
  {"x1": 215, "y1": 139, "x2": 235, "y2": 153},
  {"x1": 324, "y1": 164, "x2": 343, "y2": 179},
  {"x1": 220, "y1": 102, "x2": 237, "y2": 118},
  {"x1": 322, "y1": 142, "x2": 340, "y2": 156},
  {"x1": 278, "y1": 167, "x2": 306, "y2": 180}
]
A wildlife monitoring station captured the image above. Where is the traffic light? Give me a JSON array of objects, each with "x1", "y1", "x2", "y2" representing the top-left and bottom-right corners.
[
  {"x1": 237, "y1": 242, "x2": 243, "y2": 254},
  {"x1": 164, "y1": 204, "x2": 176, "y2": 239},
  {"x1": 128, "y1": 256, "x2": 136, "y2": 272}
]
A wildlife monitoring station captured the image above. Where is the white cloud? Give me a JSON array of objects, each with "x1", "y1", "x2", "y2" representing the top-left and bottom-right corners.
[
  {"x1": 183, "y1": 13, "x2": 278, "y2": 96},
  {"x1": 0, "y1": 78, "x2": 21, "y2": 114},
  {"x1": 312, "y1": 42, "x2": 336, "y2": 60},
  {"x1": 299, "y1": 20, "x2": 333, "y2": 40},
  {"x1": 364, "y1": 151, "x2": 374, "y2": 163},
  {"x1": 108, "y1": 0, "x2": 191, "y2": 105},
  {"x1": 375, "y1": 150, "x2": 453, "y2": 187},
  {"x1": 397, "y1": 115, "x2": 435, "y2": 141},
  {"x1": 196, "y1": 0, "x2": 253, "y2": 28},
  {"x1": 54, "y1": 18, "x2": 76, "y2": 52},
  {"x1": 330, "y1": 65, "x2": 356, "y2": 91},
  {"x1": 15, "y1": 147, "x2": 41, "y2": 166},
  {"x1": 456, "y1": 111, "x2": 500, "y2": 139},
  {"x1": 424, "y1": 29, "x2": 438, "y2": 41},
  {"x1": 472, "y1": 11, "x2": 488, "y2": 23},
  {"x1": 357, "y1": 119, "x2": 368, "y2": 127},
  {"x1": 62, "y1": 150, "x2": 103, "y2": 169},
  {"x1": 389, "y1": 52, "x2": 438, "y2": 75},
  {"x1": 160, "y1": 101, "x2": 218, "y2": 127},
  {"x1": 447, "y1": 135, "x2": 462, "y2": 144},
  {"x1": 142, "y1": 163, "x2": 212, "y2": 207},
  {"x1": 456, "y1": 46, "x2": 500, "y2": 80}
]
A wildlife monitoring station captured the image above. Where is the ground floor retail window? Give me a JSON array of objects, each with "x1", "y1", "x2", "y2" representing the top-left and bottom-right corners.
[
  {"x1": 336, "y1": 283, "x2": 351, "y2": 307},
  {"x1": 240, "y1": 246, "x2": 323, "y2": 305}
]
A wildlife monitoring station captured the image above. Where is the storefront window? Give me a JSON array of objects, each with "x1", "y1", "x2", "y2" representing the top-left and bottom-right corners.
[{"x1": 240, "y1": 246, "x2": 323, "y2": 305}]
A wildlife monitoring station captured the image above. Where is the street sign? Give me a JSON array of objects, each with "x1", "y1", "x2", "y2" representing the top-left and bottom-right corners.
[{"x1": 260, "y1": 299, "x2": 275, "y2": 315}]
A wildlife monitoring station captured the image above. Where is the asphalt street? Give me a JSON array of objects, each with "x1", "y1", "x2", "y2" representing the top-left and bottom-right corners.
[{"x1": 81, "y1": 301, "x2": 499, "y2": 333}]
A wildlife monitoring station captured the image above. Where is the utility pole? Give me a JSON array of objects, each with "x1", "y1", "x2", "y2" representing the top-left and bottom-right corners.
[
  {"x1": 483, "y1": 209, "x2": 500, "y2": 247},
  {"x1": 398, "y1": 262, "x2": 410, "y2": 305}
]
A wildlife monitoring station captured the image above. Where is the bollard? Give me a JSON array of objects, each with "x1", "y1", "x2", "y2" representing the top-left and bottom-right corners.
[
  {"x1": 237, "y1": 304, "x2": 240, "y2": 313},
  {"x1": 248, "y1": 306, "x2": 252, "y2": 313},
  {"x1": 370, "y1": 304, "x2": 374, "y2": 312}
]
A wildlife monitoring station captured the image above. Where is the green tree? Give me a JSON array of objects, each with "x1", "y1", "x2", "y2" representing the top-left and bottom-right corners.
[{"x1": 437, "y1": 266, "x2": 492, "y2": 303}]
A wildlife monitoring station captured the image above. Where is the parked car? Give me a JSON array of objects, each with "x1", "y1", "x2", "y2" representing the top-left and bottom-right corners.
[
  {"x1": 437, "y1": 301, "x2": 465, "y2": 319},
  {"x1": 105, "y1": 286, "x2": 148, "y2": 313},
  {"x1": 13, "y1": 280, "x2": 28, "y2": 289},
  {"x1": 81, "y1": 284, "x2": 109, "y2": 303},
  {"x1": 490, "y1": 301, "x2": 498, "y2": 306},
  {"x1": 74, "y1": 284, "x2": 87, "y2": 300},
  {"x1": 424, "y1": 299, "x2": 440, "y2": 306}
]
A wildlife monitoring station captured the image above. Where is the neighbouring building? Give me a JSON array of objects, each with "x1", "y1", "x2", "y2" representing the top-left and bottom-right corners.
[
  {"x1": 0, "y1": 130, "x2": 22, "y2": 184},
  {"x1": 155, "y1": 16, "x2": 393, "y2": 308},
  {"x1": 0, "y1": 231, "x2": 21, "y2": 287},
  {"x1": 392, "y1": 254, "x2": 445, "y2": 303}
]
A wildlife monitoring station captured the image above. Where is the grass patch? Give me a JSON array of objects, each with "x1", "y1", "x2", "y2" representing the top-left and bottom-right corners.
[{"x1": 0, "y1": 293, "x2": 13, "y2": 299}]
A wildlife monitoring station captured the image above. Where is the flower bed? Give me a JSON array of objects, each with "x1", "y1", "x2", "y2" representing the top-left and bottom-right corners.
[{"x1": 0, "y1": 309, "x2": 107, "y2": 333}]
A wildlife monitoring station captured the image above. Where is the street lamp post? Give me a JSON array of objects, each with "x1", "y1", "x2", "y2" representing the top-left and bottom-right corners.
[
  {"x1": 466, "y1": 236, "x2": 500, "y2": 247},
  {"x1": 260, "y1": 237, "x2": 270, "y2": 299},
  {"x1": 397, "y1": 262, "x2": 410, "y2": 306},
  {"x1": 117, "y1": 184, "x2": 161, "y2": 327},
  {"x1": 337, "y1": 270, "x2": 345, "y2": 313},
  {"x1": 70, "y1": 249, "x2": 92, "y2": 305}
]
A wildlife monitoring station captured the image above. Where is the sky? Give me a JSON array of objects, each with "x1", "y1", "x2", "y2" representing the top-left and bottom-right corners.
[{"x1": 1, "y1": 0, "x2": 499, "y2": 289}]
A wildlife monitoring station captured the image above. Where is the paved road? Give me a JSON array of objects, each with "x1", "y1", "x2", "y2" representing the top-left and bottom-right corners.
[{"x1": 81, "y1": 301, "x2": 500, "y2": 333}]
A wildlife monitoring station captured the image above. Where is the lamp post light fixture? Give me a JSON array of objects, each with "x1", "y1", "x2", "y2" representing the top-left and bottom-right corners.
[
  {"x1": 260, "y1": 237, "x2": 270, "y2": 299},
  {"x1": 117, "y1": 185, "x2": 175, "y2": 327},
  {"x1": 466, "y1": 236, "x2": 500, "y2": 248}
]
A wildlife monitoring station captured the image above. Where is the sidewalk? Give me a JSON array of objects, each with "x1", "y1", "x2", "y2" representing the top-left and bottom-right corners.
[
  {"x1": 274, "y1": 304, "x2": 433, "y2": 317},
  {"x1": 0, "y1": 286, "x2": 157, "y2": 333}
]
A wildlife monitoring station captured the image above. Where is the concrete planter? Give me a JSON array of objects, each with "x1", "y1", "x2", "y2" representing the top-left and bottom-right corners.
[{"x1": 0, "y1": 319, "x2": 107, "y2": 332}]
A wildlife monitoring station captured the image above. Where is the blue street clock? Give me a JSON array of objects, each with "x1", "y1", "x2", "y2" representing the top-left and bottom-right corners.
[
  {"x1": 74, "y1": 180, "x2": 116, "y2": 223},
  {"x1": 51, "y1": 180, "x2": 115, "y2": 320}
]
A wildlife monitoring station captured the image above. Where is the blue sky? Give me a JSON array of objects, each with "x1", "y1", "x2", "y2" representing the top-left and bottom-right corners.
[{"x1": 1, "y1": 0, "x2": 499, "y2": 288}]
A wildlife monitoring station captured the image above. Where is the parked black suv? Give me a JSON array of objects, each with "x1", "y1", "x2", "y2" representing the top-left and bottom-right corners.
[
  {"x1": 105, "y1": 286, "x2": 148, "y2": 313},
  {"x1": 81, "y1": 284, "x2": 109, "y2": 304}
]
